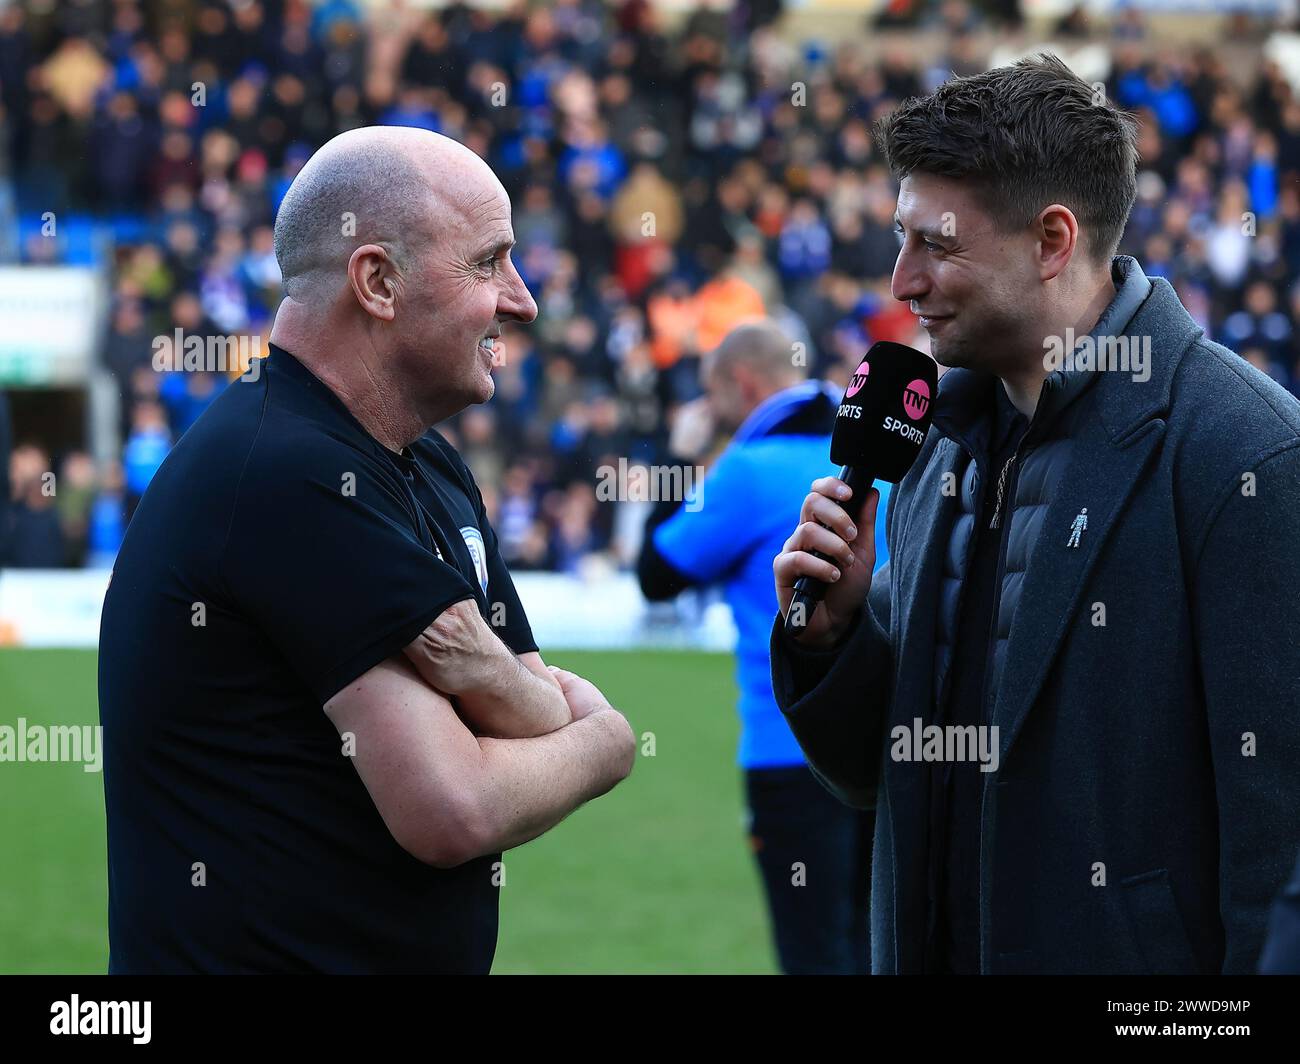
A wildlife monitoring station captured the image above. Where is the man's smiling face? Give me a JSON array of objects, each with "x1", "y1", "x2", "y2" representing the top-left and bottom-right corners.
[
  {"x1": 890, "y1": 171, "x2": 1041, "y2": 375},
  {"x1": 402, "y1": 172, "x2": 537, "y2": 422}
]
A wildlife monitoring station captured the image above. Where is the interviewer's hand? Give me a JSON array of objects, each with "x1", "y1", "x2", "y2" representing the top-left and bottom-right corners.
[{"x1": 774, "y1": 476, "x2": 879, "y2": 649}]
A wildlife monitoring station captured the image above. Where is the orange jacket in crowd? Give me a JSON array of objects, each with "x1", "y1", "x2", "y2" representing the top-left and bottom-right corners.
[{"x1": 647, "y1": 274, "x2": 767, "y2": 369}]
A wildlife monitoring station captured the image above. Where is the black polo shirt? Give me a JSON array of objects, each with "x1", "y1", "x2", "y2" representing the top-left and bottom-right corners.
[{"x1": 99, "y1": 344, "x2": 536, "y2": 973}]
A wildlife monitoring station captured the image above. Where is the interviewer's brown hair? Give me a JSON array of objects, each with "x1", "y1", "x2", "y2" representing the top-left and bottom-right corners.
[{"x1": 873, "y1": 53, "x2": 1139, "y2": 266}]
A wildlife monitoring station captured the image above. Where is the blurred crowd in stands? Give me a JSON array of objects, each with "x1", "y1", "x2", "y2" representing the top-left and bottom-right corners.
[{"x1": 2, "y1": 0, "x2": 1299, "y2": 570}]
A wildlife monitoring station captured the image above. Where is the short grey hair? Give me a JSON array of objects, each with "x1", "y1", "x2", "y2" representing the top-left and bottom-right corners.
[
  {"x1": 708, "y1": 319, "x2": 806, "y2": 383},
  {"x1": 273, "y1": 131, "x2": 435, "y2": 300}
]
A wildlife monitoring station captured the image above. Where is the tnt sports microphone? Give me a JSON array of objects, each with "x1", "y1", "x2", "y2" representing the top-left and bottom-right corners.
[{"x1": 785, "y1": 341, "x2": 938, "y2": 635}]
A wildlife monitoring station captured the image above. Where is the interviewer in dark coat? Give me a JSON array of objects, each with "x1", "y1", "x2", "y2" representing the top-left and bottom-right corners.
[{"x1": 770, "y1": 55, "x2": 1300, "y2": 974}]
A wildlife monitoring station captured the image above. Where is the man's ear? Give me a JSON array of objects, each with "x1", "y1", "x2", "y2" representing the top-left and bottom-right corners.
[
  {"x1": 1035, "y1": 203, "x2": 1078, "y2": 283},
  {"x1": 734, "y1": 362, "x2": 762, "y2": 404},
  {"x1": 348, "y1": 244, "x2": 399, "y2": 321}
]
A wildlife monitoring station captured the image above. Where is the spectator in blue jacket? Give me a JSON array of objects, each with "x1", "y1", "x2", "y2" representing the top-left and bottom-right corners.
[
  {"x1": 122, "y1": 401, "x2": 172, "y2": 518},
  {"x1": 638, "y1": 319, "x2": 890, "y2": 974}
]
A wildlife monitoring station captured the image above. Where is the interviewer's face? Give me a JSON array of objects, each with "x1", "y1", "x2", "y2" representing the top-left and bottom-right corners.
[
  {"x1": 405, "y1": 178, "x2": 537, "y2": 418},
  {"x1": 891, "y1": 172, "x2": 1039, "y2": 374}
]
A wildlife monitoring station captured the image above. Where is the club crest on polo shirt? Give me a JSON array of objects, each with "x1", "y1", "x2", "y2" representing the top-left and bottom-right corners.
[{"x1": 460, "y1": 526, "x2": 489, "y2": 594}]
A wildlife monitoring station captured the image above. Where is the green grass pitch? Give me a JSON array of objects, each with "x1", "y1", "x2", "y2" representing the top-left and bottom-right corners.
[{"x1": 0, "y1": 648, "x2": 777, "y2": 974}]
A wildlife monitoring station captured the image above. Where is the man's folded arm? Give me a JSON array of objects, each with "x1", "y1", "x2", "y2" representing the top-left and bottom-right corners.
[
  {"x1": 402, "y1": 599, "x2": 569, "y2": 739},
  {"x1": 324, "y1": 653, "x2": 634, "y2": 868},
  {"x1": 768, "y1": 562, "x2": 895, "y2": 809}
]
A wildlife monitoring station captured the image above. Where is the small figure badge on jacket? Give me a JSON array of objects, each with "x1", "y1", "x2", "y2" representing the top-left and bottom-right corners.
[{"x1": 1067, "y1": 507, "x2": 1088, "y2": 548}]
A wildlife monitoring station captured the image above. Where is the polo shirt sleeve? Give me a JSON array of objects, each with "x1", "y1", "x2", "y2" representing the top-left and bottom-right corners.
[
  {"x1": 221, "y1": 442, "x2": 479, "y2": 705},
  {"x1": 651, "y1": 446, "x2": 768, "y2": 584}
]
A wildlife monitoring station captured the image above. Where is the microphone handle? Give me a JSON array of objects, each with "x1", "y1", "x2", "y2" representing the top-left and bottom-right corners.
[{"x1": 784, "y1": 465, "x2": 876, "y2": 636}]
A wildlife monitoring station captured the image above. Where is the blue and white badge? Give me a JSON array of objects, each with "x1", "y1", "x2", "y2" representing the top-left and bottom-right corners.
[{"x1": 459, "y1": 526, "x2": 489, "y2": 595}]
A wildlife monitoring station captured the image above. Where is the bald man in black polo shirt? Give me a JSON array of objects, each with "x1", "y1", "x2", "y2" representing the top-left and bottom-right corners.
[{"x1": 99, "y1": 127, "x2": 635, "y2": 974}]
